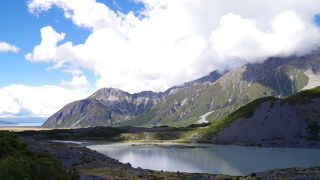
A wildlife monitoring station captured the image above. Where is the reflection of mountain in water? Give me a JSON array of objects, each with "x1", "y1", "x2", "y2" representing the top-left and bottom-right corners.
[{"x1": 87, "y1": 143, "x2": 320, "y2": 176}]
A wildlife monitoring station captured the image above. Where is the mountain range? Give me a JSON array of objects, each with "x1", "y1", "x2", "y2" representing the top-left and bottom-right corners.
[{"x1": 42, "y1": 50, "x2": 320, "y2": 128}]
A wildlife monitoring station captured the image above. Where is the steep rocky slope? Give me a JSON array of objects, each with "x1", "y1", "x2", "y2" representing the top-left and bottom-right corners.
[
  {"x1": 42, "y1": 89, "x2": 163, "y2": 128},
  {"x1": 43, "y1": 71, "x2": 223, "y2": 128},
  {"x1": 122, "y1": 50, "x2": 320, "y2": 127},
  {"x1": 189, "y1": 87, "x2": 320, "y2": 147}
]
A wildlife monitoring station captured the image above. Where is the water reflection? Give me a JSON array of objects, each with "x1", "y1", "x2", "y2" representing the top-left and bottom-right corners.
[{"x1": 87, "y1": 142, "x2": 320, "y2": 176}]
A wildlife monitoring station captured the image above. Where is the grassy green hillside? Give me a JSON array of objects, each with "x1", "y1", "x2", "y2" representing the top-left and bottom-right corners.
[
  {"x1": 122, "y1": 56, "x2": 314, "y2": 127},
  {"x1": 185, "y1": 86, "x2": 320, "y2": 141},
  {"x1": 284, "y1": 86, "x2": 320, "y2": 104}
]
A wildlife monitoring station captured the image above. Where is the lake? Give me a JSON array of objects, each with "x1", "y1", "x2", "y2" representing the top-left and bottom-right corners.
[{"x1": 86, "y1": 142, "x2": 320, "y2": 176}]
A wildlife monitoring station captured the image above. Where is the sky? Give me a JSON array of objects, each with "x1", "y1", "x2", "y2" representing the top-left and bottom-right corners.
[{"x1": 1, "y1": 0, "x2": 320, "y2": 122}]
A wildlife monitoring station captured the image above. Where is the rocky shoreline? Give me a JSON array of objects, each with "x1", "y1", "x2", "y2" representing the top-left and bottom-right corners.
[
  {"x1": 17, "y1": 125, "x2": 320, "y2": 150},
  {"x1": 20, "y1": 136, "x2": 320, "y2": 180}
]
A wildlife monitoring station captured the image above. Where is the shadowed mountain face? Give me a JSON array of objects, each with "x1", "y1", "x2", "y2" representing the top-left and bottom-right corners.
[
  {"x1": 43, "y1": 50, "x2": 320, "y2": 128},
  {"x1": 189, "y1": 87, "x2": 320, "y2": 147},
  {"x1": 42, "y1": 89, "x2": 163, "y2": 128},
  {"x1": 42, "y1": 99, "x2": 113, "y2": 128}
]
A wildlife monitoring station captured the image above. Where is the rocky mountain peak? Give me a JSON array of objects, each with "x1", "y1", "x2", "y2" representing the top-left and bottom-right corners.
[
  {"x1": 88, "y1": 88, "x2": 130, "y2": 101},
  {"x1": 132, "y1": 91, "x2": 165, "y2": 99},
  {"x1": 184, "y1": 70, "x2": 223, "y2": 86}
]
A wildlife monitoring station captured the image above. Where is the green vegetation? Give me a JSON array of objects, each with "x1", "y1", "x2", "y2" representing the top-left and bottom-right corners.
[
  {"x1": 0, "y1": 131, "x2": 75, "y2": 180},
  {"x1": 231, "y1": 96, "x2": 278, "y2": 119},
  {"x1": 44, "y1": 54, "x2": 316, "y2": 128},
  {"x1": 284, "y1": 87, "x2": 320, "y2": 104},
  {"x1": 284, "y1": 86, "x2": 320, "y2": 104},
  {"x1": 138, "y1": 58, "x2": 312, "y2": 127},
  {"x1": 183, "y1": 86, "x2": 320, "y2": 140},
  {"x1": 183, "y1": 96, "x2": 278, "y2": 139},
  {"x1": 285, "y1": 59, "x2": 309, "y2": 91},
  {"x1": 78, "y1": 166, "x2": 239, "y2": 180},
  {"x1": 124, "y1": 81, "x2": 277, "y2": 127},
  {"x1": 120, "y1": 108, "x2": 157, "y2": 127},
  {"x1": 20, "y1": 127, "x2": 129, "y2": 141}
]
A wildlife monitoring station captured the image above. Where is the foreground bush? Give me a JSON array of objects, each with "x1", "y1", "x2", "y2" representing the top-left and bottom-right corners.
[{"x1": 0, "y1": 131, "x2": 75, "y2": 180}]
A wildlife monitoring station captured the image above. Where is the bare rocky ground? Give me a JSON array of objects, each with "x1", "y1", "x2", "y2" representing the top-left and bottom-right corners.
[
  {"x1": 20, "y1": 136, "x2": 320, "y2": 180},
  {"x1": 210, "y1": 99, "x2": 320, "y2": 149}
]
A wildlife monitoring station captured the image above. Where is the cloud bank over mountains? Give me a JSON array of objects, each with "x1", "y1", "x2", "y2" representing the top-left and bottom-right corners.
[
  {"x1": 2, "y1": 0, "x2": 320, "y2": 119},
  {"x1": 26, "y1": 0, "x2": 320, "y2": 93}
]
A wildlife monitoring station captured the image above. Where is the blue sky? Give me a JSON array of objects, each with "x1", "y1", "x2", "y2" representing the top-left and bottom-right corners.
[
  {"x1": 1, "y1": 0, "x2": 319, "y2": 90},
  {"x1": 0, "y1": 0, "x2": 87, "y2": 87},
  {"x1": 0, "y1": 0, "x2": 145, "y2": 124},
  {"x1": 1, "y1": 0, "x2": 320, "y2": 124},
  {"x1": 0, "y1": 0, "x2": 144, "y2": 89}
]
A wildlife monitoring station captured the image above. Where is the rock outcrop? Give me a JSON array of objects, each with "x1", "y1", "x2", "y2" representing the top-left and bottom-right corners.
[{"x1": 193, "y1": 87, "x2": 320, "y2": 148}]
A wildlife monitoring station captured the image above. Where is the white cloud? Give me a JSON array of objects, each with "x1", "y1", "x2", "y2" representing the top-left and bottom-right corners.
[
  {"x1": 28, "y1": 0, "x2": 120, "y2": 31},
  {"x1": 209, "y1": 11, "x2": 320, "y2": 65},
  {"x1": 27, "y1": 0, "x2": 320, "y2": 93},
  {"x1": 25, "y1": 26, "x2": 66, "y2": 62},
  {"x1": 60, "y1": 74, "x2": 90, "y2": 89},
  {"x1": 0, "y1": 84, "x2": 88, "y2": 118},
  {"x1": 0, "y1": 42, "x2": 20, "y2": 53}
]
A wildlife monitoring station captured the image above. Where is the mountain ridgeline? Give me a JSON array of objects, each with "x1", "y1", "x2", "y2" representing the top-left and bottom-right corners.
[
  {"x1": 42, "y1": 89, "x2": 163, "y2": 128},
  {"x1": 186, "y1": 87, "x2": 320, "y2": 147},
  {"x1": 43, "y1": 50, "x2": 320, "y2": 128},
  {"x1": 42, "y1": 71, "x2": 222, "y2": 128}
]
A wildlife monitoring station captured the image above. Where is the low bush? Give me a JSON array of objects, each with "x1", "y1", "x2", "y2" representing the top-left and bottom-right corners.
[{"x1": 0, "y1": 131, "x2": 75, "y2": 180}]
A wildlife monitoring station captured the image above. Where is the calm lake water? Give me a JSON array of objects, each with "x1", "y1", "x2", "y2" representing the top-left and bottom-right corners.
[{"x1": 86, "y1": 142, "x2": 320, "y2": 176}]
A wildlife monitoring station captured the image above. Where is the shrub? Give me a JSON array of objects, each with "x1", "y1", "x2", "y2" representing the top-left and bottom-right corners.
[{"x1": 0, "y1": 131, "x2": 75, "y2": 180}]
